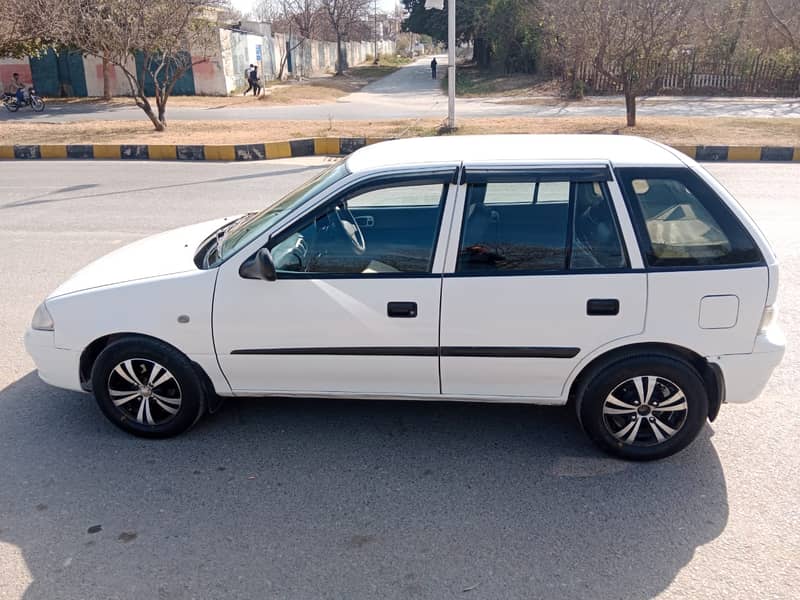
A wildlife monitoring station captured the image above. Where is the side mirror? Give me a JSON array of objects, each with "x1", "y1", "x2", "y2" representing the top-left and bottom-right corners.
[{"x1": 239, "y1": 247, "x2": 277, "y2": 281}]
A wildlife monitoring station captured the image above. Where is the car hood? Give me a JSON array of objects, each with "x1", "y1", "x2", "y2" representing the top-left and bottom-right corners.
[{"x1": 49, "y1": 217, "x2": 235, "y2": 298}]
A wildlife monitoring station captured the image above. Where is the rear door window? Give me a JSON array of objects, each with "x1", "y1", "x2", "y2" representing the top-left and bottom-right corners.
[
  {"x1": 617, "y1": 168, "x2": 762, "y2": 268},
  {"x1": 456, "y1": 175, "x2": 627, "y2": 273}
]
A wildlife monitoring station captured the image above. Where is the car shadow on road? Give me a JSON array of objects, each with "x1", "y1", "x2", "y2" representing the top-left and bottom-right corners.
[{"x1": 0, "y1": 372, "x2": 728, "y2": 600}]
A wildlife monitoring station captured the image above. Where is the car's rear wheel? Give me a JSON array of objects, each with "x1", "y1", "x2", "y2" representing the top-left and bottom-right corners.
[
  {"x1": 91, "y1": 338, "x2": 206, "y2": 438},
  {"x1": 577, "y1": 355, "x2": 708, "y2": 460}
]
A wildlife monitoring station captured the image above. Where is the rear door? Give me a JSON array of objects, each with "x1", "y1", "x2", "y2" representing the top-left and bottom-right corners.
[{"x1": 439, "y1": 165, "x2": 647, "y2": 399}]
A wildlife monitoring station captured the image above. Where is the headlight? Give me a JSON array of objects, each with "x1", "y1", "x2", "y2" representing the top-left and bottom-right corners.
[{"x1": 31, "y1": 302, "x2": 55, "y2": 331}]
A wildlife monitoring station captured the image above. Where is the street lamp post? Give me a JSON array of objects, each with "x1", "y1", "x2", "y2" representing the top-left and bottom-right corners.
[
  {"x1": 427, "y1": 0, "x2": 455, "y2": 129},
  {"x1": 447, "y1": 0, "x2": 455, "y2": 129}
]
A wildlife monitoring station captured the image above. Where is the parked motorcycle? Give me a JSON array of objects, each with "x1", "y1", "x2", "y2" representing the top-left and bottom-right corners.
[{"x1": 3, "y1": 87, "x2": 45, "y2": 112}]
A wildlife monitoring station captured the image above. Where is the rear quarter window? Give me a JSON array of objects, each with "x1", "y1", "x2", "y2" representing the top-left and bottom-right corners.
[{"x1": 616, "y1": 167, "x2": 763, "y2": 268}]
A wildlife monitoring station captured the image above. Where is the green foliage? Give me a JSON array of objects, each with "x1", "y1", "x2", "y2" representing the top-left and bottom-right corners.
[
  {"x1": 401, "y1": 0, "x2": 489, "y2": 45},
  {"x1": 401, "y1": 0, "x2": 542, "y2": 73},
  {"x1": 0, "y1": 38, "x2": 48, "y2": 58}
]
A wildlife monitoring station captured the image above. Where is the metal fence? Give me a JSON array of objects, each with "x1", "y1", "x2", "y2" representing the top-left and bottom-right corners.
[{"x1": 572, "y1": 57, "x2": 800, "y2": 96}]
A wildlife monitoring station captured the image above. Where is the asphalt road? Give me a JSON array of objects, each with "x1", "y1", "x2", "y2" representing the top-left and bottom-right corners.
[
  {"x1": 0, "y1": 159, "x2": 798, "y2": 599},
  {"x1": 1, "y1": 57, "x2": 798, "y2": 123}
]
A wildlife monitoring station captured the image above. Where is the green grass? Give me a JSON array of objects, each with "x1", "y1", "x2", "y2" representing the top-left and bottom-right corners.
[{"x1": 440, "y1": 65, "x2": 552, "y2": 97}]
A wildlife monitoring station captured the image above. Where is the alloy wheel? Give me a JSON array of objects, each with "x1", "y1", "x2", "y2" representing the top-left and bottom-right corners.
[
  {"x1": 106, "y1": 358, "x2": 182, "y2": 426},
  {"x1": 602, "y1": 375, "x2": 688, "y2": 446}
]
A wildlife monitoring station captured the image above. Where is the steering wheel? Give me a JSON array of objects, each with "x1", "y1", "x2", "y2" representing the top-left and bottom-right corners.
[{"x1": 333, "y1": 203, "x2": 366, "y2": 255}]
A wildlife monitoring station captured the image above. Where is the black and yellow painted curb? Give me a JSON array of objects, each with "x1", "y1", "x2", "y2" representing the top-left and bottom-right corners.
[
  {"x1": 0, "y1": 139, "x2": 798, "y2": 162},
  {"x1": 672, "y1": 145, "x2": 800, "y2": 162},
  {"x1": 0, "y1": 137, "x2": 388, "y2": 162}
]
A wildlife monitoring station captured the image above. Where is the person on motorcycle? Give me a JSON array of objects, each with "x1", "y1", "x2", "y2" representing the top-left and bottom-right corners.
[{"x1": 10, "y1": 73, "x2": 26, "y2": 104}]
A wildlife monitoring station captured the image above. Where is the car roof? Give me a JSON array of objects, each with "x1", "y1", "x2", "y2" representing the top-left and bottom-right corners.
[{"x1": 345, "y1": 134, "x2": 685, "y2": 173}]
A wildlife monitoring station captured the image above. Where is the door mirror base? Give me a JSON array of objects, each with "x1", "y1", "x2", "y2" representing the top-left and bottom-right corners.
[{"x1": 239, "y1": 248, "x2": 277, "y2": 281}]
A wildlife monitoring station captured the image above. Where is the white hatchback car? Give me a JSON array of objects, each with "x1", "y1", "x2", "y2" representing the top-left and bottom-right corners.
[{"x1": 25, "y1": 135, "x2": 784, "y2": 460}]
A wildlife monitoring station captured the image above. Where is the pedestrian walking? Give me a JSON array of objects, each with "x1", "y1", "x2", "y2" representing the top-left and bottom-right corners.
[
  {"x1": 430, "y1": 57, "x2": 437, "y2": 80},
  {"x1": 243, "y1": 64, "x2": 255, "y2": 96},
  {"x1": 250, "y1": 64, "x2": 261, "y2": 97}
]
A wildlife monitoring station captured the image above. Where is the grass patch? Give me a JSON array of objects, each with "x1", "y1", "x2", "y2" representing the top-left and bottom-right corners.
[
  {"x1": 2, "y1": 116, "x2": 797, "y2": 147},
  {"x1": 442, "y1": 64, "x2": 562, "y2": 97}
]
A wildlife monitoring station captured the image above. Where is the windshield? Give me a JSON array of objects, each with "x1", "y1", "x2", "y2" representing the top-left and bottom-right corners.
[{"x1": 206, "y1": 161, "x2": 349, "y2": 267}]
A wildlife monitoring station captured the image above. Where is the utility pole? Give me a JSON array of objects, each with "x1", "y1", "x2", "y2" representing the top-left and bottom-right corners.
[
  {"x1": 426, "y1": 0, "x2": 455, "y2": 128},
  {"x1": 447, "y1": 0, "x2": 455, "y2": 129}
]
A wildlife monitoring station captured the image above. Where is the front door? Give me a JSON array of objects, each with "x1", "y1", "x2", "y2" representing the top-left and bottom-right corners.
[
  {"x1": 439, "y1": 167, "x2": 647, "y2": 399},
  {"x1": 213, "y1": 172, "x2": 455, "y2": 396}
]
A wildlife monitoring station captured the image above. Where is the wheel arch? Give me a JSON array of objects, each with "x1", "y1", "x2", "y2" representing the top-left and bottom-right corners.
[
  {"x1": 79, "y1": 332, "x2": 221, "y2": 411},
  {"x1": 567, "y1": 342, "x2": 723, "y2": 422}
]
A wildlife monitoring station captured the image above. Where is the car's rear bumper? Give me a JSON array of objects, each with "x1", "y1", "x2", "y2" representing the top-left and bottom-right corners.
[
  {"x1": 24, "y1": 328, "x2": 83, "y2": 392},
  {"x1": 710, "y1": 326, "x2": 785, "y2": 404}
]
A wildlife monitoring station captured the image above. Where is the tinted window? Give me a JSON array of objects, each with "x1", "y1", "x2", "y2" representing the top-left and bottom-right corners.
[
  {"x1": 270, "y1": 183, "x2": 446, "y2": 275},
  {"x1": 571, "y1": 182, "x2": 627, "y2": 269},
  {"x1": 457, "y1": 179, "x2": 626, "y2": 273},
  {"x1": 617, "y1": 168, "x2": 762, "y2": 267}
]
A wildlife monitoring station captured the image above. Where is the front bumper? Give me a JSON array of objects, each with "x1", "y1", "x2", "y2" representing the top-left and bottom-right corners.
[
  {"x1": 24, "y1": 328, "x2": 83, "y2": 392},
  {"x1": 710, "y1": 325, "x2": 786, "y2": 404}
]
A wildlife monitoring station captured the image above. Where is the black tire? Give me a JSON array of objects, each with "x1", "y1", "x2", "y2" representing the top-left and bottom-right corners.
[
  {"x1": 31, "y1": 96, "x2": 45, "y2": 112},
  {"x1": 577, "y1": 355, "x2": 708, "y2": 461},
  {"x1": 5, "y1": 100, "x2": 18, "y2": 112},
  {"x1": 91, "y1": 337, "x2": 206, "y2": 438}
]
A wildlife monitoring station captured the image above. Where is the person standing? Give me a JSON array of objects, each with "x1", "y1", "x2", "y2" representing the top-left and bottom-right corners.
[
  {"x1": 243, "y1": 64, "x2": 254, "y2": 96},
  {"x1": 430, "y1": 57, "x2": 437, "y2": 80}
]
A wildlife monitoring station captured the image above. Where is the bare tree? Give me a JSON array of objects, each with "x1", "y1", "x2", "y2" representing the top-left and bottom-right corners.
[
  {"x1": 47, "y1": 0, "x2": 227, "y2": 131},
  {"x1": 257, "y1": 0, "x2": 321, "y2": 78},
  {"x1": 320, "y1": 0, "x2": 370, "y2": 74},
  {"x1": 0, "y1": 0, "x2": 65, "y2": 57},
  {"x1": 0, "y1": 1, "x2": 33, "y2": 57},
  {"x1": 762, "y1": 0, "x2": 799, "y2": 51},
  {"x1": 545, "y1": 0, "x2": 695, "y2": 126}
]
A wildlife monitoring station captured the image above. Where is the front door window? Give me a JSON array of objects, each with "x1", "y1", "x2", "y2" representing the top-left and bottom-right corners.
[{"x1": 269, "y1": 182, "x2": 447, "y2": 276}]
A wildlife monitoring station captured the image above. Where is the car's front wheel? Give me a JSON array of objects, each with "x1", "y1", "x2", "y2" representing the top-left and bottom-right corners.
[
  {"x1": 577, "y1": 355, "x2": 709, "y2": 460},
  {"x1": 91, "y1": 338, "x2": 206, "y2": 438}
]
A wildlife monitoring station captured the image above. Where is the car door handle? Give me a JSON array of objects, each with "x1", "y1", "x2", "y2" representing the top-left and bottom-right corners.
[
  {"x1": 387, "y1": 302, "x2": 418, "y2": 318},
  {"x1": 587, "y1": 299, "x2": 619, "y2": 316}
]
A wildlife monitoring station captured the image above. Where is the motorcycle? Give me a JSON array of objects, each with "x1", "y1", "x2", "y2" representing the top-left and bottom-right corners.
[{"x1": 3, "y1": 87, "x2": 45, "y2": 112}]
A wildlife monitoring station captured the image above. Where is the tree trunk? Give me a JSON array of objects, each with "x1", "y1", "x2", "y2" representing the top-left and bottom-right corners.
[
  {"x1": 137, "y1": 95, "x2": 165, "y2": 131},
  {"x1": 624, "y1": 89, "x2": 637, "y2": 127},
  {"x1": 102, "y1": 53, "x2": 112, "y2": 100},
  {"x1": 336, "y1": 35, "x2": 345, "y2": 75},
  {"x1": 473, "y1": 38, "x2": 491, "y2": 70}
]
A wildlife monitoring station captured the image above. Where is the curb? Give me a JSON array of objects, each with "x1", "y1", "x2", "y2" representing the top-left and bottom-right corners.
[
  {"x1": 0, "y1": 139, "x2": 798, "y2": 162},
  {"x1": 0, "y1": 137, "x2": 386, "y2": 162},
  {"x1": 672, "y1": 145, "x2": 800, "y2": 162}
]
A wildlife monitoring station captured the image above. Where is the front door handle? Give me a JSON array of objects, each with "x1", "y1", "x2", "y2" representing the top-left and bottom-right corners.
[
  {"x1": 387, "y1": 301, "x2": 418, "y2": 318},
  {"x1": 587, "y1": 298, "x2": 619, "y2": 316}
]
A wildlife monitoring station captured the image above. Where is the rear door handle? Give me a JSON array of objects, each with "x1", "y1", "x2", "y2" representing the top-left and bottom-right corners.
[
  {"x1": 587, "y1": 299, "x2": 619, "y2": 316},
  {"x1": 387, "y1": 301, "x2": 418, "y2": 318}
]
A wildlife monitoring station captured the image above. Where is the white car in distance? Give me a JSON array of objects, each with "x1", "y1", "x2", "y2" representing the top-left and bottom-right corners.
[{"x1": 25, "y1": 135, "x2": 785, "y2": 460}]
